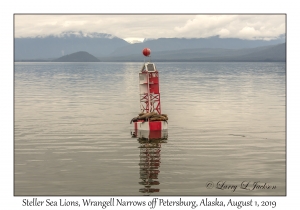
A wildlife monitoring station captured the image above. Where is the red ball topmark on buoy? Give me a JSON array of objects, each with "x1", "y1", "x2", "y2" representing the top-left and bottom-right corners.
[{"x1": 142, "y1": 48, "x2": 151, "y2": 57}]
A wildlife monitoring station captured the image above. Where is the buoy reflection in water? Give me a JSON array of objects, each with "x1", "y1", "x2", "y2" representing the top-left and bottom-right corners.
[{"x1": 132, "y1": 130, "x2": 168, "y2": 195}]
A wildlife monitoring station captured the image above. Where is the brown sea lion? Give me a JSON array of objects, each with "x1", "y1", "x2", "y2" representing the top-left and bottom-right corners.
[
  {"x1": 130, "y1": 116, "x2": 139, "y2": 124},
  {"x1": 131, "y1": 112, "x2": 169, "y2": 123},
  {"x1": 138, "y1": 112, "x2": 156, "y2": 120},
  {"x1": 149, "y1": 117, "x2": 160, "y2": 121}
]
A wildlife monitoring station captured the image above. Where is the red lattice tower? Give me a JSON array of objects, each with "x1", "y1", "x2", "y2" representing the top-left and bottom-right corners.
[{"x1": 139, "y1": 61, "x2": 161, "y2": 115}]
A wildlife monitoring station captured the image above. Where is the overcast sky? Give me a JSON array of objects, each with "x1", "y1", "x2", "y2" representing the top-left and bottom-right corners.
[{"x1": 15, "y1": 14, "x2": 286, "y2": 43}]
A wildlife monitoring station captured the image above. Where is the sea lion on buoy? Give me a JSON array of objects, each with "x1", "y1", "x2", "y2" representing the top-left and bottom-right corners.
[
  {"x1": 138, "y1": 112, "x2": 156, "y2": 120},
  {"x1": 131, "y1": 112, "x2": 169, "y2": 123},
  {"x1": 130, "y1": 116, "x2": 139, "y2": 124},
  {"x1": 130, "y1": 112, "x2": 156, "y2": 123}
]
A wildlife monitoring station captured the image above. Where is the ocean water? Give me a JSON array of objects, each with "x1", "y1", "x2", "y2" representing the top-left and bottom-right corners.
[{"x1": 14, "y1": 62, "x2": 286, "y2": 196}]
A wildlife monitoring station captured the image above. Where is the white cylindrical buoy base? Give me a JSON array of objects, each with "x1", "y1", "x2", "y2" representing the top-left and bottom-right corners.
[{"x1": 134, "y1": 121, "x2": 168, "y2": 131}]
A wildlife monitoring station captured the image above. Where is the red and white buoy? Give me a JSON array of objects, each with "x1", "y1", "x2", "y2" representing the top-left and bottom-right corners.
[{"x1": 132, "y1": 48, "x2": 168, "y2": 131}]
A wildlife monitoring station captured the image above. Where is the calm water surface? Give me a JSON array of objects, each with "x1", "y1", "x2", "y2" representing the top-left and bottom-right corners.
[{"x1": 14, "y1": 62, "x2": 286, "y2": 196}]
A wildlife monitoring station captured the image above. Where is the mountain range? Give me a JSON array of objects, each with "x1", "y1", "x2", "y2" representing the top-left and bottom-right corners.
[
  {"x1": 14, "y1": 32, "x2": 129, "y2": 60},
  {"x1": 102, "y1": 43, "x2": 285, "y2": 62},
  {"x1": 14, "y1": 32, "x2": 286, "y2": 62}
]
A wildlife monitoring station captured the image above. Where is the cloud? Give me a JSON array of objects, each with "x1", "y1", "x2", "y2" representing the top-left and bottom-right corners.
[
  {"x1": 174, "y1": 15, "x2": 285, "y2": 40},
  {"x1": 14, "y1": 14, "x2": 285, "y2": 40}
]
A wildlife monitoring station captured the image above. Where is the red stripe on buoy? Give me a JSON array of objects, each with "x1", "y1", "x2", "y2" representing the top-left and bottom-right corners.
[
  {"x1": 149, "y1": 121, "x2": 162, "y2": 131},
  {"x1": 134, "y1": 122, "x2": 138, "y2": 133}
]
